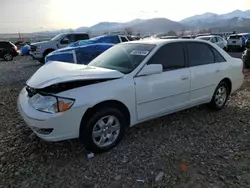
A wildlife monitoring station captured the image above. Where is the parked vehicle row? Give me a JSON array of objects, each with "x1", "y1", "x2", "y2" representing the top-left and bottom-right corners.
[
  {"x1": 18, "y1": 39, "x2": 244, "y2": 152},
  {"x1": 44, "y1": 34, "x2": 134, "y2": 64},
  {"x1": 29, "y1": 33, "x2": 90, "y2": 63}
]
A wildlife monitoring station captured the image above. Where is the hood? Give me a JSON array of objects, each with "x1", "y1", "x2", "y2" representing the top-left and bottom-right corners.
[
  {"x1": 69, "y1": 39, "x2": 97, "y2": 47},
  {"x1": 26, "y1": 61, "x2": 124, "y2": 88},
  {"x1": 31, "y1": 41, "x2": 50, "y2": 46}
]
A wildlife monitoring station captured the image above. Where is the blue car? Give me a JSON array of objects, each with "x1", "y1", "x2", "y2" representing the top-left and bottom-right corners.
[
  {"x1": 45, "y1": 43, "x2": 114, "y2": 64},
  {"x1": 69, "y1": 34, "x2": 129, "y2": 47}
]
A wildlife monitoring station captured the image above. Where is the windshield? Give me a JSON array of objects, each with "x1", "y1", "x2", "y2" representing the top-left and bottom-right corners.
[
  {"x1": 69, "y1": 36, "x2": 103, "y2": 47},
  {"x1": 197, "y1": 37, "x2": 211, "y2": 41},
  {"x1": 50, "y1": 34, "x2": 65, "y2": 41},
  {"x1": 88, "y1": 43, "x2": 156, "y2": 74}
]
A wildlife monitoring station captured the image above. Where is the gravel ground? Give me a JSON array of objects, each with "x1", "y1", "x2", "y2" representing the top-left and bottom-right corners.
[{"x1": 0, "y1": 55, "x2": 250, "y2": 188}]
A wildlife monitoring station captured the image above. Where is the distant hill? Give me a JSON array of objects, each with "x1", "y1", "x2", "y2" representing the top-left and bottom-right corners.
[
  {"x1": 180, "y1": 9, "x2": 250, "y2": 27},
  {"x1": 25, "y1": 9, "x2": 250, "y2": 36},
  {"x1": 129, "y1": 18, "x2": 183, "y2": 34},
  {"x1": 74, "y1": 18, "x2": 183, "y2": 35}
]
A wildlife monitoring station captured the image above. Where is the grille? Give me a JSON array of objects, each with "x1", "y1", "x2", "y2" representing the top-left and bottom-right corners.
[{"x1": 30, "y1": 45, "x2": 37, "y2": 52}]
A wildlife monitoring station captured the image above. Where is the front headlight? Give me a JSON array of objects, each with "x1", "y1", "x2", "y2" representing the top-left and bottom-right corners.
[
  {"x1": 36, "y1": 46, "x2": 42, "y2": 51},
  {"x1": 29, "y1": 94, "x2": 74, "y2": 114}
]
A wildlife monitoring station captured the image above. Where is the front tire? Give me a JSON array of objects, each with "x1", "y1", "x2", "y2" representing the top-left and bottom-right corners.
[
  {"x1": 40, "y1": 50, "x2": 54, "y2": 64},
  {"x1": 209, "y1": 82, "x2": 229, "y2": 110},
  {"x1": 80, "y1": 107, "x2": 127, "y2": 153}
]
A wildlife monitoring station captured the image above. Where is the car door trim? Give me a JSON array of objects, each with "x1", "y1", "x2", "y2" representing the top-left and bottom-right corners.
[{"x1": 137, "y1": 89, "x2": 190, "y2": 105}]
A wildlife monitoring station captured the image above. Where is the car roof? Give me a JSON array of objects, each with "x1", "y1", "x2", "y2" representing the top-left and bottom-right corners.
[
  {"x1": 197, "y1": 35, "x2": 219, "y2": 38},
  {"x1": 125, "y1": 38, "x2": 211, "y2": 46}
]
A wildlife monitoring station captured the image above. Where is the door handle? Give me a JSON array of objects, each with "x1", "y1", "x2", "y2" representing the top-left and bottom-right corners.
[
  {"x1": 181, "y1": 76, "x2": 189, "y2": 80},
  {"x1": 215, "y1": 69, "x2": 220, "y2": 73}
]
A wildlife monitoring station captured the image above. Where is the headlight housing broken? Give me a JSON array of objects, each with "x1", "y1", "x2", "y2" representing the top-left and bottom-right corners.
[{"x1": 28, "y1": 93, "x2": 74, "y2": 114}]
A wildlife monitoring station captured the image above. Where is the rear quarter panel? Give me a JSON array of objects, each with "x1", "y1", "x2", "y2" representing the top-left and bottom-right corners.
[{"x1": 211, "y1": 44, "x2": 244, "y2": 93}]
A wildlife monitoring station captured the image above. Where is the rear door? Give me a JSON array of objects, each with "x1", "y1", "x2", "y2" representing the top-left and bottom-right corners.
[
  {"x1": 186, "y1": 42, "x2": 222, "y2": 105},
  {"x1": 216, "y1": 36, "x2": 224, "y2": 48}
]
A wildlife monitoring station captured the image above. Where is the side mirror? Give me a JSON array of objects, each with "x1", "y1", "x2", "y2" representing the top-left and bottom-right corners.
[{"x1": 137, "y1": 64, "x2": 163, "y2": 76}]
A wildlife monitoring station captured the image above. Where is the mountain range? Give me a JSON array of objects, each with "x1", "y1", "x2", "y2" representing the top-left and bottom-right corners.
[{"x1": 35, "y1": 9, "x2": 250, "y2": 36}]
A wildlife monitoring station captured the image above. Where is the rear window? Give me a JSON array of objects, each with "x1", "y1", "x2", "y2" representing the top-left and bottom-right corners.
[
  {"x1": 229, "y1": 35, "x2": 242, "y2": 39},
  {"x1": 75, "y1": 34, "x2": 89, "y2": 41},
  {"x1": 120, "y1": 36, "x2": 128, "y2": 42},
  {"x1": 0, "y1": 42, "x2": 12, "y2": 48}
]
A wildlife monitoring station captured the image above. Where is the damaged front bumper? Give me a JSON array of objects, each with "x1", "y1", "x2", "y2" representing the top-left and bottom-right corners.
[{"x1": 17, "y1": 87, "x2": 87, "y2": 142}]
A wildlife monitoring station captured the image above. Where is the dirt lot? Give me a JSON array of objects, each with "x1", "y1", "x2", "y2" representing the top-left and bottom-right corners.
[{"x1": 0, "y1": 55, "x2": 250, "y2": 188}]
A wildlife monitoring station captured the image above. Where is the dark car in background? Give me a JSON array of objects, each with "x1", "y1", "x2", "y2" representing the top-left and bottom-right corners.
[{"x1": 0, "y1": 41, "x2": 19, "y2": 61}]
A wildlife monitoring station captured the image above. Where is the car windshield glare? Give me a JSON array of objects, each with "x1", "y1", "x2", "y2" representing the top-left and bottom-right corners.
[
  {"x1": 198, "y1": 37, "x2": 211, "y2": 41},
  {"x1": 88, "y1": 43, "x2": 156, "y2": 74},
  {"x1": 50, "y1": 34, "x2": 65, "y2": 41}
]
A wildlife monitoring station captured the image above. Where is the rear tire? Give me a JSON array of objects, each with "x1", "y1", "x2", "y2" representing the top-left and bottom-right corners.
[
  {"x1": 80, "y1": 107, "x2": 127, "y2": 153},
  {"x1": 208, "y1": 81, "x2": 229, "y2": 110},
  {"x1": 244, "y1": 60, "x2": 250, "y2": 69},
  {"x1": 3, "y1": 53, "x2": 13, "y2": 61}
]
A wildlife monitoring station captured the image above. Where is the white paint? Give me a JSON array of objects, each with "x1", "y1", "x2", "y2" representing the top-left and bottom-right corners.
[{"x1": 18, "y1": 39, "x2": 244, "y2": 143}]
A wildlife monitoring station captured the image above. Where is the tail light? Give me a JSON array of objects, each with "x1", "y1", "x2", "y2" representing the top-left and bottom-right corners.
[
  {"x1": 13, "y1": 46, "x2": 18, "y2": 51},
  {"x1": 242, "y1": 62, "x2": 245, "y2": 74}
]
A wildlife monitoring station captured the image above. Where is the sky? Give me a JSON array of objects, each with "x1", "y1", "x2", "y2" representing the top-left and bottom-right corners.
[{"x1": 1, "y1": 0, "x2": 250, "y2": 33}]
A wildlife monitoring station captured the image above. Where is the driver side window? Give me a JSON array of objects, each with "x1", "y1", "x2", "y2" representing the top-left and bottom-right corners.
[
  {"x1": 148, "y1": 43, "x2": 186, "y2": 70},
  {"x1": 61, "y1": 35, "x2": 73, "y2": 44},
  {"x1": 210, "y1": 37, "x2": 216, "y2": 43}
]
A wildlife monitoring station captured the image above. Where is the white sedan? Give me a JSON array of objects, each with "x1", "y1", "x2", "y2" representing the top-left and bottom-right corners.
[
  {"x1": 196, "y1": 35, "x2": 227, "y2": 50},
  {"x1": 18, "y1": 39, "x2": 244, "y2": 152}
]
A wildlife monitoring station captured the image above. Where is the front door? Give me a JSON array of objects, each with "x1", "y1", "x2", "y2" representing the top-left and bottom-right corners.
[
  {"x1": 58, "y1": 34, "x2": 74, "y2": 49},
  {"x1": 134, "y1": 42, "x2": 191, "y2": 120}
]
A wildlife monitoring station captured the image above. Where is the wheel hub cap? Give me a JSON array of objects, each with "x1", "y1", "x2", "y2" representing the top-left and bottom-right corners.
[
  {"x1": 92, "y1": 115, "x2": 121, "y2": 147},
  {"x1": 215, "y1": 86, "x2": 227, "y2": 107}
]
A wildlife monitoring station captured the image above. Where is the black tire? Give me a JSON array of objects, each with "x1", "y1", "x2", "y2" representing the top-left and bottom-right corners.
[
  {"x1": 244, "y1": 60, "x2": 250, "y2": 69},
  {"x1": 3, "y1": 53, "x2": 13, "y2": 61},
  {"x1": 40, "y1": 50, "x2": 54, "y2": 64},
  {"x1": 80, "y1": 107, "x2": 127, "y2": 153},
  {"x1": 39, "y1": 59, "x2": 45, "y2": 64},
  {"x1": 208, "y1": 81, "x2": 229, "y2": 110}
]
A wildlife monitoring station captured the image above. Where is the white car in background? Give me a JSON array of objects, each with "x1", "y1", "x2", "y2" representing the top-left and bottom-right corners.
[
  {"x1": 196, "y1": 35, "x2": 227, "y2": 50},
  {"x1": 227, "y1": 33, "x2": 250, "y2": 51},
  {"x1": 18, "y1": 39, "x2": 244, "y2": 152}
]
